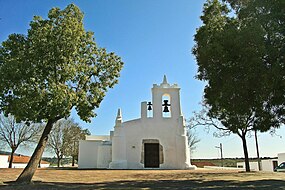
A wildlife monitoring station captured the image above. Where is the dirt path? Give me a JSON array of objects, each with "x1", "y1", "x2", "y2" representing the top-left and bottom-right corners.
[{"x1": 0, "y1": 168, "x2": 285, "y2": 189}]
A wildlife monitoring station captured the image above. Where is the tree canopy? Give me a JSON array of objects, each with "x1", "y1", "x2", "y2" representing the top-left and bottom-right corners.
[
  {"x1": 193, "y1": 0, "x2": 284, "y2": 171},
  {"x1": 0, "y1": 4, "x2": 123, "y2": 182}
]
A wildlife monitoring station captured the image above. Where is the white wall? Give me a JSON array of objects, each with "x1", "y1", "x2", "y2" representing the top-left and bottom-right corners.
[
  {"x1": 261, "y1": 159, "x2": 278, "y2": 172},
  {"x1": 0, "y1": 155, "x2": 9, "y2": 168},
  {"x1": 110, "y1": 113, "x2": 192, "y2": 169},
  {"x1": 97, "y1": 144, "x2": 112, "y2": 168},
  {"x1": 236, "y1": 162, "x2": 259, "y2": 171},
  {"x1": 78, "y1": 140, "x2": 112, "y2": 169},
  {"x1": 80, "y1": 77, "x2": 195, "y2": 170},
  {"x1": 11, "y1": 163, "x2": 50, "y2": 168},
  {"x1": 278, "y1": 153, "x2": 285, "y2": 165},
  {"x1": 39, "y1": 164, "x2": 50, "y2": 168},
  {"x1": 78, "y1": 140, "x2": 100, "y2": 168}
]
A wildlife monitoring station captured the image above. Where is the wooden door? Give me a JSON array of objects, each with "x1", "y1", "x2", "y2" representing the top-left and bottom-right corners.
[{"x1": 144, "y1": 143, "x2": 159, "y2": 168}]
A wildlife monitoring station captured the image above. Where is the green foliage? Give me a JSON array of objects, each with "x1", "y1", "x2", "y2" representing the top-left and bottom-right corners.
[
  {"x1": 193, "y1": 0, "x2": 284, "y2": 172},
  {"x1": 0, "y1": 4, "x2": 124, "y2": 123},
  {"x1": 193, "y1": 0, "x2": 283, "y2": 135}
]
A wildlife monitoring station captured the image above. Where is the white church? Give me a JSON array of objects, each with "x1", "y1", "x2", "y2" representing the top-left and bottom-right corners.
[{"x1": 78, "y1": 76, "x2": 196, "y2": 169}]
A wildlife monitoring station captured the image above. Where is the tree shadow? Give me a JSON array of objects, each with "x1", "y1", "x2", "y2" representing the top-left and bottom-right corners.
[{"x1": 2, "y1": 179, "x2": 285, "y2": 190}]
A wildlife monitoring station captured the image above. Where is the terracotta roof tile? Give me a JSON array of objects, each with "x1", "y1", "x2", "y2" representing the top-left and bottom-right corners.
[
  {"x1": 192, "y1": 161, "x2": 216, "y2": 168},
  {"x1": 8, "y1": 155, "x2": 49, "y2": 164}
]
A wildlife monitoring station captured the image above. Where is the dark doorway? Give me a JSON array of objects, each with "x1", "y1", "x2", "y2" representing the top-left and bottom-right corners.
[{"x1": 144, "y1": 143, "x2": 159, "y2": 168}]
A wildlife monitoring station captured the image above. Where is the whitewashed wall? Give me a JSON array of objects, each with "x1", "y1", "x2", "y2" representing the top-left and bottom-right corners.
[
  {"x1": 79, "y1": 77, "x2": 196, "y2": 170},
  {"x1": 278, "y1": 153, "x2": 285, "y2": 164},
  {"x1": 0, "y1": 155, "x2": 9, "y2": 168},
  {"x1": 236, "y1": 162, "x2": 259, "y2": 171},
  {"x1": 78, "y1": 140, "x2": 111, "y2": 169},
  {"x1": 261, "y1": 159, "x2": 278, "y2": 172}
]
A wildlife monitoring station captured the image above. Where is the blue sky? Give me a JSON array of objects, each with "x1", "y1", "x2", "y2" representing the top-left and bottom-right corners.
[{"x1": 0, "y1": 0, "x2": 284, "y2": 159}]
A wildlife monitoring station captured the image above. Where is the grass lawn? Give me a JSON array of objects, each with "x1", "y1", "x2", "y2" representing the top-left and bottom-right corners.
[{"x1": 0, "y1": 168, "x2": 285, "y2": 189}]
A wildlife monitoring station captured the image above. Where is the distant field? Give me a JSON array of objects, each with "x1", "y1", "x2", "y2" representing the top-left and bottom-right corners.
[{"x1": 1, "y1": 168, "x2": 285, "y2": 189}]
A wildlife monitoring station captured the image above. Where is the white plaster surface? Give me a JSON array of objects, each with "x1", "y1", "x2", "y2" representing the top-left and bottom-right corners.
[
  {"x1": 79, "y1": 76, "x2": 195, "y2": 169},
  {"x1": 278, "y1": 153, "x2": 285, "y2": 164},
  {"x1": 261, "y1": 159, "x2": 278, "y2": 172},
  {"x1": 0, "y1": 155, "x2": 9, "y2": 168}
]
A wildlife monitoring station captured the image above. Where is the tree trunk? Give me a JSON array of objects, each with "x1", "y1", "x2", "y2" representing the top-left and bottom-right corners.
[
  {"x1": 38, "y1": 158, "x2": 41, "y2": 168},
  {"x1": 8, "y1": 148, "x2": 16, "y2": 168},
  {"x1": 241, "y1": 134, "x2": 250, "y2": 172},
  {"x1": 16, "y1": 119, "x2": 57, "y2": 183},
  {"x1": 72, "y1": 155, "x2": 75, "y2": 166},
  {"x1": 57, "y1": 156, "x2": 61, "y2": 167},
  {"x1": 254, "y1": 130, "x2": 261, "y2": 171}
]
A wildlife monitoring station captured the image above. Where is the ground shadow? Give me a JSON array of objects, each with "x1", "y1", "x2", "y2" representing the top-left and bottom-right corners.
[{"x1": 1, "y1": 179, "x2": 285, "y2": 190}]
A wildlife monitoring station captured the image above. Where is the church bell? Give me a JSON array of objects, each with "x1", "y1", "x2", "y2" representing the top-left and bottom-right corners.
[
  {"x1": 162, "y1": 100, "x2": 170, "y2": 112},
  {"x1": 147, "y1": 102, "x2": 152, "y2": 111}
]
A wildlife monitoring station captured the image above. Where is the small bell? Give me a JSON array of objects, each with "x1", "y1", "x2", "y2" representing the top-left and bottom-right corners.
[
  {"x1": 162, "y1": 100, "x2": 170, "y2": 113},
  {"x1": 147, "y1": 102, "x2": 152, "y2": 111},
  {"x1": 163, "y1": 106, "x2": 169, "y2": 112}
]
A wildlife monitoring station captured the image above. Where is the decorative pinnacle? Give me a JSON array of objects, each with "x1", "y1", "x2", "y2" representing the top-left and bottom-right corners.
[
  {"x1": 115, "y1": 108, "x2": 123, "y2": 127},
  {"x1": 162, "y1": 75, "x2": 168, "y2": 84},
  {"x1": 116, "y1": 108, "x2": 122, "y2": 120}
]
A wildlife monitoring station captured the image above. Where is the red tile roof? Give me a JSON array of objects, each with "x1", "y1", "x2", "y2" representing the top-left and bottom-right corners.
[
  {"x1": 8, "y1": 155, "x2": 49, "y2": 164},
  {"x1": 192, "y1": 161, "x2": 216, "y2": 168}
]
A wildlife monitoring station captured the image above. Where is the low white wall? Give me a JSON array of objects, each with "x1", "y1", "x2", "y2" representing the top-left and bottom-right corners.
[
  {"x1": 78, "y1": 140, "x2": 100, "y2": 168},
  {"x1": 39, "y1": 164, "x2": 50, "y2": 168},
  {"x1": 0, "y1": 155, "x2": 9, "y2": 168},
  {"x1": 278, "y1": 153, "x2": 285, "y2": 165},
  {"x1": 236, "y1": 162, "x2": 259, "y2": 171},
  {"x1": 79, "y1": 140, "x2": 112, "y2": 169},
  {"x1": 261, "y1": 159, "x2": 277, "y2": 172},
  {"x1": 204, "y1": 166, "x2": 242, "y2": 171}
]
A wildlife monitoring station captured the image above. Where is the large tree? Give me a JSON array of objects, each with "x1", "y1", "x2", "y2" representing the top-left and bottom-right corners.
[
  {"x1": 0, "y1": 114, "x2": 41, "y2": 168},
  {"x1": 193, "y1": 0, "x2": 283, "y2": 172},
  {"x1": 0, "y1": 4, "x2": 123, "y2": 183},
  {"x1": 224, "y1": 0, "x2": 285, "y2": 124}
]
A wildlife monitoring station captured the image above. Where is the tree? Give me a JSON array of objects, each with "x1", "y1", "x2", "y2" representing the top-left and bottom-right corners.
[
  {"x1": 47, "y1": 119, "x2": 67, "y2": 167},
  {"x1": 0, "y1": 4, "x2": 123, "y2": 183},
  {"x1": 192, "y1": 0, "x2": 282, "y2": 172},
  {"x1": 230, "y1": 0, "x2": 285, "y2": 124},
  {"x1": 0, "y1": 114, "x2": 41, "y2": 168},
  {"x1": 186, "y1": 122, "x2": 200, "y2": 155},
  {"x1": 47, "y1": 118, "x2": 90, "y2": 167},
  {"x1": 63, "y1": 122, "x2": 90, "y2": 166}
]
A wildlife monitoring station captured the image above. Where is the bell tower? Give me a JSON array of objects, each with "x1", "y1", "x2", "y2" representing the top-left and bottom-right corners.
[{"x1": 152, "y1": 75, "x2": 182, "y2": 120}]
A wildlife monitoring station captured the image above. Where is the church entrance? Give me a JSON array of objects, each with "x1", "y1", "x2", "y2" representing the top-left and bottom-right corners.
[{"x1": 144, "y1": 143, "x2": 159, "y2": 168}]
